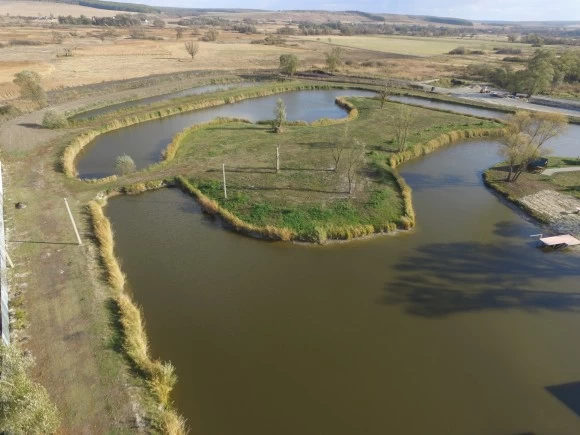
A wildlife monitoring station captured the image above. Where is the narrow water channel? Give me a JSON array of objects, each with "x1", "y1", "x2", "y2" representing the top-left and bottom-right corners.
[
  {"x1": 69, "y1": 82, "x2": 258, "y2": 121},
  {"x1": 75, "y1": 89, "x2": 377, "y2": 179},
  {"x1": 103, "y1": 94, "x2": 580, "y2": 434}
]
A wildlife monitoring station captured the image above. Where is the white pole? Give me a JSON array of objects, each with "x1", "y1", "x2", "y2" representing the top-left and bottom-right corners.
[
  {"x1": 276, "y1": 145, "x2": 280, "y2": 173},
  {"x1": 222, "y1": 164, "x2": 227, "y2": 199},
  {"x1": 2, "y1": 248, "x2": 13, "y2": 268},
  {"x1": 64, "y1": 198, "x2": 82, "y2": 245}
]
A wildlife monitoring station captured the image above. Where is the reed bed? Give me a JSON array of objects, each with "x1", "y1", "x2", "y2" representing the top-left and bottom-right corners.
[
  {"x1": 175, "y1": 176, "x2": 296, "y2": 241},
  {"x1": 388, "y1": 127, "x2": 507, "y2": 168},
  {"x1": 87, "y1": 200, "x2": 186, "y2": 434}
]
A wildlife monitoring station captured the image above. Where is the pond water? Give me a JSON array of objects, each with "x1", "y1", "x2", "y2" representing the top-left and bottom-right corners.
[
  {"x1": 76, "y1": 89, "x2": 377, "y2": 179},
  {"x1": 69, "y1": 82, "x2": 258, "y2": 121},
  {"x1": 103, "y1": 92, "x2": 580, "y2": 435}
]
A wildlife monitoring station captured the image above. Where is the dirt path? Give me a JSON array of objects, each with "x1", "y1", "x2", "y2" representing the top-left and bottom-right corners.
[{"x1": 542, "y1": 166, "x2": 580, "y2": 176}]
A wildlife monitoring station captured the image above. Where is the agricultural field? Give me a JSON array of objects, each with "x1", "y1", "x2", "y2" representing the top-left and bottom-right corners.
[{"x1": 295, "y1": 34, "x2": 532, "y2": 57}]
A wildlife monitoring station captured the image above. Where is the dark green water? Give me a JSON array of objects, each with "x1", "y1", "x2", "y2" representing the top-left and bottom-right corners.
[{"x1": 103, "y1": 93, "x2": 580, "y2": 435}]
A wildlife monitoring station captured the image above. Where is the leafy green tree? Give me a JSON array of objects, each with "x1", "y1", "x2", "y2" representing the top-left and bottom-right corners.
[
  {"x1": 0, "y1": 344, "x2": 60, "y2": 434},
  {"x1": 325, "y1": 47, "x2": 343, "y2": 72},
  {"x1": 279, "y1": 54, "x2": 299, "y2": 76},
  {"x1": 272, "y1": 98, "x2": 286, "y2": 133},
  {"x1": 115, "y1": 154, "x2": 137, "y2": 175},
  {"x1": 500, "y1": 111, "x2": 568, "y2": 182},
  {"x1": 13, "y1": 71, "x2": 47, "y2": 107}
]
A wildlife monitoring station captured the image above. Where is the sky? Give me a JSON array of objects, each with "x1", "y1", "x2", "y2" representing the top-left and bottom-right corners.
[{"x1": 117, "y1": 0, "x2": 580, "y2": 22}]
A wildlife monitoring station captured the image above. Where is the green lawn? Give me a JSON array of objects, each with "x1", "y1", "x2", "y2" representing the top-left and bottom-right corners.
[{"x1": 170, "y1": 97, "x2": 501, "y2": 240}]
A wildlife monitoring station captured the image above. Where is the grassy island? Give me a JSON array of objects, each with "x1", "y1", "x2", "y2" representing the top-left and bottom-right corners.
[{"x1": 159, "y1": 96, "x2": 502, "y2": 241}]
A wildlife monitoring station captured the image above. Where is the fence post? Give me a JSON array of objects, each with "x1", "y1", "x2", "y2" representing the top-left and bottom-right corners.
[{"x1": 64, "y1": 198, "x2": 82, "y2": 245}]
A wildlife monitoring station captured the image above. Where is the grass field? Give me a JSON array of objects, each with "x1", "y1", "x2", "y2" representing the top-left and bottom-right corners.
[
  {"x1": 295, "y1": 35, "x2": 531, "y2": 57},
  {"x1": 167, "y1": 97, "x2": 500, "y2": 240}
]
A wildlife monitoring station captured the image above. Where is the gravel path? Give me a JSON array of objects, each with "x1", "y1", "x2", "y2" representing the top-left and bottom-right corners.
[
  {"x1": 519, "y1": 190, "x2": 580, "y2": 236},
  {"x1": 542, "y1": 166, "x2": 580, "y2": 176}
]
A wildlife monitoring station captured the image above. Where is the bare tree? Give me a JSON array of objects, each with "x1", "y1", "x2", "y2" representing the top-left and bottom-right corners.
[
  {"x1": 500, "y1": 111, "x2": 568, "y2": 182},
  {"x1": 331, "y1": 122, "x2": 349, "y2": 172},
  {"x1": 184, "y1": 40, "x2": 199, "y2": 61},
  {"x1": 175, "y1": 27, "x2": 184, "y2": 40},
  {"x1": 273, "y1": 98, "x2": 286, "y2": 133},
  {"x1": 378, "y1": 84, "x2": 389, "y2": 109},
  {"x1": 201, "y1": 28, "x2": 219, "y2": 41},
  {"x1": 391, "y1": 105, "x2": 414, "y2": 151},
  {"x1": 345, "y1": 139, "x2": 366, "y2": 194}
]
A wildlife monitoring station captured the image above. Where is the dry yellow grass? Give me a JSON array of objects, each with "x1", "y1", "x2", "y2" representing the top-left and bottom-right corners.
[{"x1": 0, "y1": 27, "x2": 309, "y2": 98}]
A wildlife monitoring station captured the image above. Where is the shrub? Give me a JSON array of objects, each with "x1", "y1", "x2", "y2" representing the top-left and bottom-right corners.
[
  {"x1": 449, "y1": 46, "x2": 467, "y2": 55},
  {"x1": 13, "y1": 70, "x2": 47, "y2": 107},
  {"x1": 115, "y1": 154, "x2": 137, "y2": 175},
  {"x1": 42, "y1": 110, "x2": 68, "y2": 129},
  {"x1": 496, "y1": 47, "x2": 522, "y2": 55},
  {"x1": 0, "y1": 344, "x2": 60, "y2": 434}
]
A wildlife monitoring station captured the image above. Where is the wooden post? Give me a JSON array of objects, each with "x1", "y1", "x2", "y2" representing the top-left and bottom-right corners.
[
  {"x1": 276, "y1": 145, "x2": 280, "y2": 173},
  {"x1": 64, "y1": 198, "x2": 82, "y2": 245},
  {"x1": 222, "y1": 164, "x2": 227, "y2": 199}
]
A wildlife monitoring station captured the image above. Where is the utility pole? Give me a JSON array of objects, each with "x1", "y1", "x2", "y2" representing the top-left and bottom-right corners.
[
  {"x1": 276, "y1": 145, "x2": 280, "y2": 173},
  {"x1": 222, "y1": 163, "x2": 227, "y2": 199},
  {"x1": 64, "y1": 198, "x2": 82, "y2": 245}
]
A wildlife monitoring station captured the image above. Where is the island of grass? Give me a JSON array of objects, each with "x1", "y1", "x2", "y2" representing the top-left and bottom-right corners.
[
  {"x1": 485, "y1": 157, "x2": 580, "y2": 230},
  {"x1": 150, "y1": 96, "x2": 503, "y2": 242}
]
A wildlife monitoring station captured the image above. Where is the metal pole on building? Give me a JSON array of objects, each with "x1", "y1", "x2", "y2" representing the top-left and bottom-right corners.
[
  {"x1": 64, "y1": 198, "x2": 82, "y2": 245},
  {"x1": 222, "y1": 164, "x2": 227, "y2": 199}
]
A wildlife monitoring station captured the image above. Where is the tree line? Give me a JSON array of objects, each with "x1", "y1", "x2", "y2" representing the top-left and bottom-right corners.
[{"x1": 467, "y1": 49, "x2": 580, "y2": 96}]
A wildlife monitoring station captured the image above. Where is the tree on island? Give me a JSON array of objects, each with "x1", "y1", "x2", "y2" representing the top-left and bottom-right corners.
[
  {"x1": 345, "y1": 139, "x2": 366, "y2": 194},
  {"x1": 273, "y1": 98, "x2": 286, "y2": 133},
  {"x1": 391, "y1": 106, "x2": 414, "y2": 151},
  {"x1": 500, "y1": 111, "x2": 568, "y2": 182},
  {"x1": 331, "y1": 122, "x2": 349, "y2": 172},
  {"x1": 378, "y1": 84, "x2": 390, "y2": 109}
]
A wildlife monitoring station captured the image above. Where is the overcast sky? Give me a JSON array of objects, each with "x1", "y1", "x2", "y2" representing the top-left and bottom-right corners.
[{"x1": 119, "y1": 0, "x2": 580, "y2": 21}]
